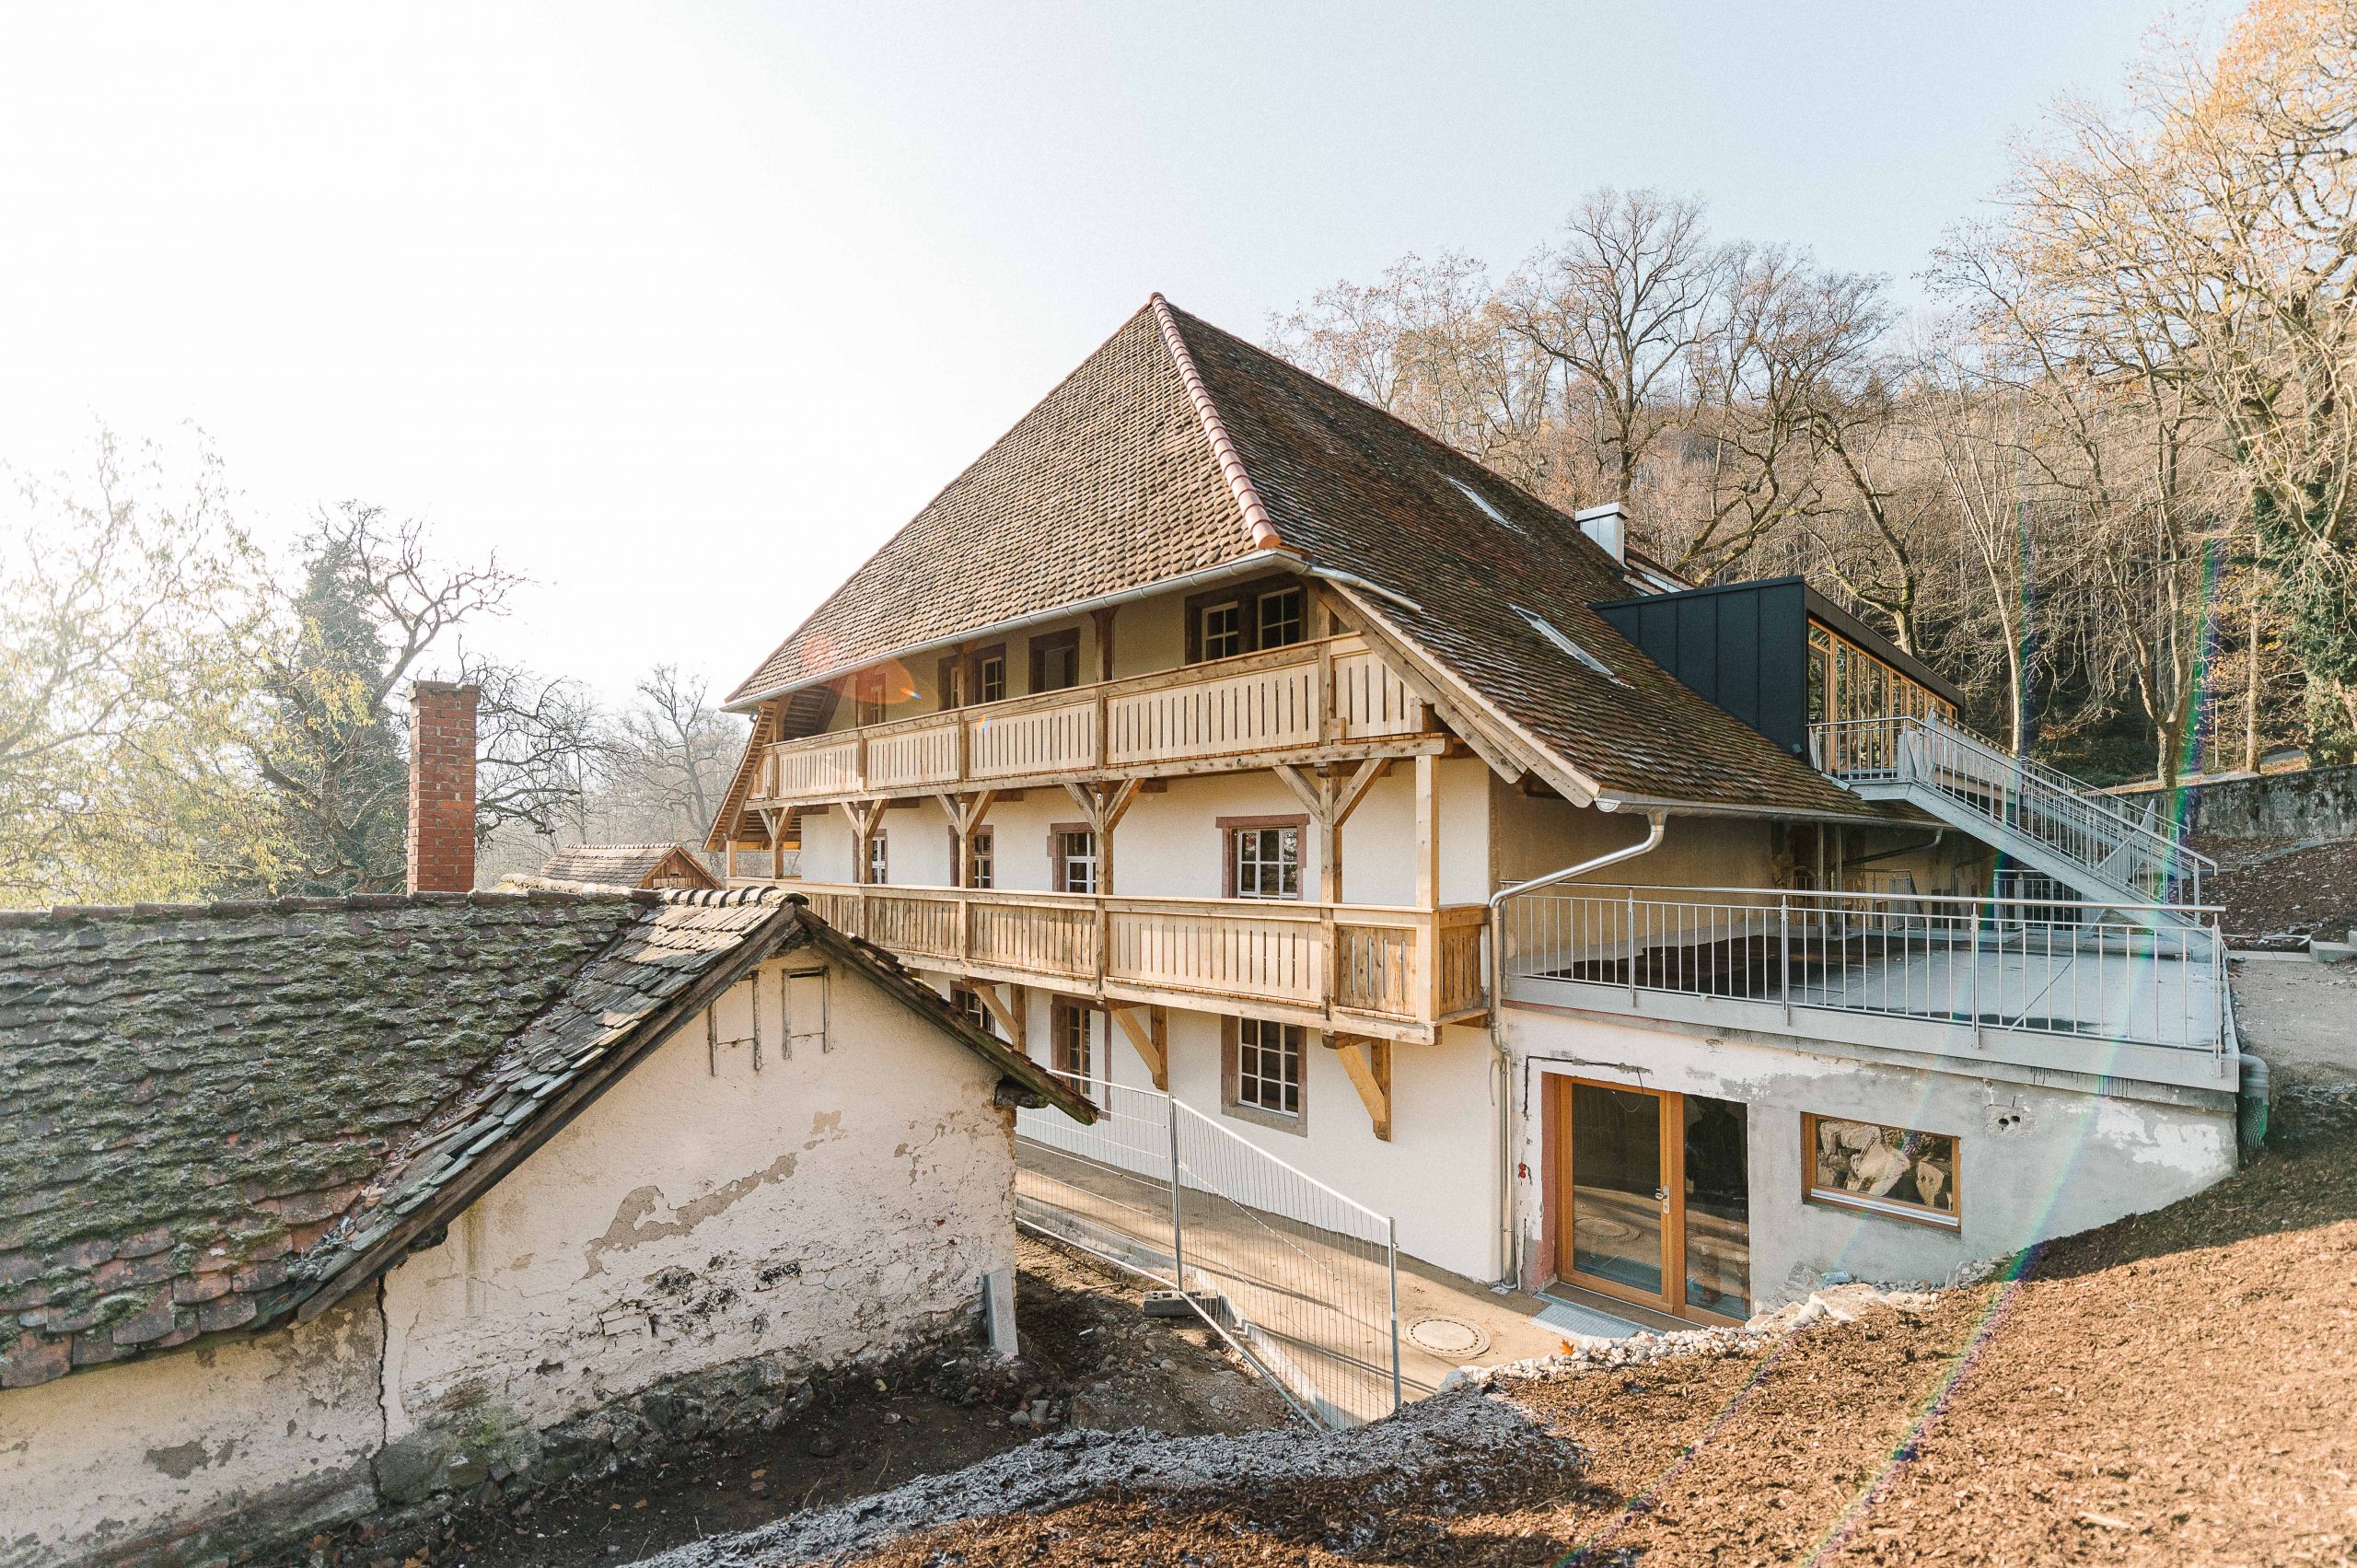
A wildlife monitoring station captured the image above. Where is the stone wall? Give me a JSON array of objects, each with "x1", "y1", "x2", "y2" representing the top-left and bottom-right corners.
[{"x1": 2136, "y1": 764, "x2": 2357, "y2": 841}]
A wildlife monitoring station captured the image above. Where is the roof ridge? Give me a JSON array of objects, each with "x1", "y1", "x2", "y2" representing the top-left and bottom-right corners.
[
  {"x1": 0, "y1": 889, "x2": 656, "y2": 927},
  {"x1": 1149, "y1": 293, "x2": 1286, "y2": 555},
  {"x1": 720, "y1": 302, "x2": 1186, "y2": 709}
]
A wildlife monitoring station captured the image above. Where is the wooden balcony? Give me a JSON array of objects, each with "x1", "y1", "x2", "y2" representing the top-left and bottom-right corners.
[
  {"x1": 748, "y1": 633, "x2": 1441, "y2": 807},
  {"x1": 796, "y1": 882, "x2": 1490, "y2": 1044}
]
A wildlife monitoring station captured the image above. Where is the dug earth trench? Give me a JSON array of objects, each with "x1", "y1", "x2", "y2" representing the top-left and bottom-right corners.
[
  {"x1": 634, "y1": 1090, "x2": 2357, "y2": 1568},
  {"x1": 273, "y1": 1237, "x2": 1292, "y2": 1568}
]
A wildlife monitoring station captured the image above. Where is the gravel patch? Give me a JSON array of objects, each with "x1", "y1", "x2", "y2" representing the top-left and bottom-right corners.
[{"x1": 626, "y1": 1386, "x2": 1581, "y2": 1567}]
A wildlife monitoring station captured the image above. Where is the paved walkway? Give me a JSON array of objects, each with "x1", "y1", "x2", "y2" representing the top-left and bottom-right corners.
[{"x1": 1016, "y1": 1139, "x2": 1576, "y2": 1424}]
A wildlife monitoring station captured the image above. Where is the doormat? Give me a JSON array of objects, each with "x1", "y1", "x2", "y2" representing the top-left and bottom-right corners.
[{"x1": 1533, "y1": 1295, "x2": 1643, "y2": 1341}]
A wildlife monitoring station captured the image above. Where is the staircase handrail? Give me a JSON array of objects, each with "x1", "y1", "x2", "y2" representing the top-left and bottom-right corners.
[{"x1": 1812, "y1": 715, "x2": 2214, "y2": 902}]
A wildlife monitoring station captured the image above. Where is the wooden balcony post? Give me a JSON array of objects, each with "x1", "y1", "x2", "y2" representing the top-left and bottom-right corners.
[
  {"x1": 1415, "y1": 752, "x2": 1439, "y2": 1012},
  {"x1": 1317, "y1": 638, "x2": 1338, "y2": 746}
]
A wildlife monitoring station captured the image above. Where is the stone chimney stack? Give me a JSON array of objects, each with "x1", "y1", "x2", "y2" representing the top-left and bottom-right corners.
[{"x1": 407, "y1": 679, "x2": 481, "y2": 894}]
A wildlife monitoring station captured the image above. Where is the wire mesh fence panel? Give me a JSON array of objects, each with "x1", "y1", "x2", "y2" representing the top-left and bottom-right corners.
[
  {"x1": 1169, "y1": 1101, "x2": 1400, "y2": 1427},
  {"x1": 1013, "y1": 1070, "x2": 1400, "y2": 1429}
]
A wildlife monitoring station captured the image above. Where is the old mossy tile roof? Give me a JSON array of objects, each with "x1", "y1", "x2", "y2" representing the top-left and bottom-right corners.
[
  {"x1": 718, "y1": 295, "x2": 1878, "y2": 821},
  {"x1": 538, "y1": 843, "x2": 719, "y2": 890},
  {"x1": 0, "y1": 888, "x2": 1086, "y2": 1390}
]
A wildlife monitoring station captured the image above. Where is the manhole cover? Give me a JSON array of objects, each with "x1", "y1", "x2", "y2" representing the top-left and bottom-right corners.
[{"x1": 1406, "y1": 1315, "x2": 1491, "y2": 1357}]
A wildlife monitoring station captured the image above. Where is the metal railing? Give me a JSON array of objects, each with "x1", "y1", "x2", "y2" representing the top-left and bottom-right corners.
[
  {"x1": 1500, "y1": 883, "x2": 2228, "y2": 1057},
  {"x1": 1014, "y1": 1071, "x2": 1401, "y2": 1428},
  {"x1": 1811, "y1": 715, "x2": 2212, "y2": 907}
]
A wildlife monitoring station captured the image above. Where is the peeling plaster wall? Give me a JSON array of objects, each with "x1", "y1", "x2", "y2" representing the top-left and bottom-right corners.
[
  {"x1": 1504, "y1": 1010, "x2": 2235, "y2": 1307},
  {"x1": 0, "y1": 1298, "x2": 383, "y2": 1568},
  {"x1": 378, "y1": 950, "x2": 1014, "y2": 1455}
]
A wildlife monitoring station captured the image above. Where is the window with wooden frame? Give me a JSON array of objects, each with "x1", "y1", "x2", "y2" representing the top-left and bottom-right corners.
[
  {"x1": 1222, "y1": 1016, "x2": 1306, "y2": 1132},
  {"x1": 1049, "y1": 997, "x2": 1095, "y2": 1090},
  {"x1": 970, "y1": 644, "x2": 1008, "y2": 705},
  {"x1": 1221, "y1": 815, "x2": 1305, "y2": 900},
  {"x1": 1186, "y1": 575, "x2": 1309, "y2": 664},
  {"x1": 935, "y1": 654, "x2": 963, "y2": 710},
  {"x1": 1051, "y1": 825, "x2": 1097, "y2": 894},
  {"x1": 1802, "y1": 1113, "x2": 1958, "y2": 1227},
  {"x1": 1028, "y1": 628, "x2": 1081, "y2": 693},
  {"x1": 1197, "y1": 598, "x2": 1246, "y2": 661},
  {"x1": 865, "y1": 830, "x2": 888, "y2": 886},
  {"x1": 1256, "y1": 585, "x2": 1306, "y2": 650},
  {"x1": 951, "y1": 983, "x2": 996, "y2": 1039},
  {"x1": 853, "y1": 668, "x2": 888, "y2": 726},
  {"x1": 953, "y1": 826, "x2": 993, "y2": 889}
]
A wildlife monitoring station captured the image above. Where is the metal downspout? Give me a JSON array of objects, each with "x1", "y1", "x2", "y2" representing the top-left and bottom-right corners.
[{"x1": 1485, "y1": 809, "x2": 1669, "y2": 1289}]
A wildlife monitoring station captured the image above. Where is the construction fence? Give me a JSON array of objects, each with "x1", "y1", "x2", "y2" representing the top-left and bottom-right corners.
[{"x1": 1014, "y1": 1073, "x2": 1402, "y2": 1428}]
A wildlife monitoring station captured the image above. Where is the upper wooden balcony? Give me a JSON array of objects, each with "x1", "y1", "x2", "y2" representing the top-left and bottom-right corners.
[
  {"x1": 746, "y1": 633, "x2": 1441, "y2": 807},
  {"x1": 795, "y1": 882, "x2": 1490, "y2": 1046}
]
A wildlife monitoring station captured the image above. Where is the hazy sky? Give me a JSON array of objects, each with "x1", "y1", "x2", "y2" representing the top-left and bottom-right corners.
[{"x1": 0, "y1": 3, "x2": 2189, "y2": 706}]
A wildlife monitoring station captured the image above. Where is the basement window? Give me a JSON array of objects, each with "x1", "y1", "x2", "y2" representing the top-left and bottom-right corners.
[
  {"x1": 1513, "y1": 606, "x2": 1631, "y2": 688},
  {"x1": 1445, "y1": 475, "x2": 1524, "y2": 534},
  {"x1": 1803, "y1": 1114, "x2": 1959, "y2": 1228}
]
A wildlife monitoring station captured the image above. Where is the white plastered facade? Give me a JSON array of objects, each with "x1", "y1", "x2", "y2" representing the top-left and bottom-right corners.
[{"x1": 0, "y1": 948, "x2": 1019, "y2": 1568}]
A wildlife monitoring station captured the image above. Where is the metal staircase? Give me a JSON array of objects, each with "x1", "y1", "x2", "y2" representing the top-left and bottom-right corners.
[{"x1": 1811, "y1": 716, "x2": 2213, "y2": 929}]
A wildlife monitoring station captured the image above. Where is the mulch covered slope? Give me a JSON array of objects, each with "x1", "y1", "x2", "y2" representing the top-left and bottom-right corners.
[
  {"x1": 816, "y1": 1100, "x2": 2357, "y2": 1568},
  {"x1": 2199, "y1": 834, "x2": 2357, "y2": 938}
]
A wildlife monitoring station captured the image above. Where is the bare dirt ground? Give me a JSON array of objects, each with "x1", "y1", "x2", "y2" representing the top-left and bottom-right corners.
[
  {"x1": 656, "y1": 1092, "x2": 2357, "y2": 1568},
  {"x1": 281, "y1": 1237, "x2": 1291, "y2": 1568},
  {"x1": 2233, "y1": 957, "x2": 2357, "y2": 1089}
]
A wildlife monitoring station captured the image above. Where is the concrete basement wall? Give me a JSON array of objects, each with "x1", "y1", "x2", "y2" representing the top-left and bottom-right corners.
[
  {"x1": 1505, "y1": 1009, "x2": 2235, "y2": 1308},
  {"x1": 0, "y1": 1299, "x2": 383, "y2": 1568}
]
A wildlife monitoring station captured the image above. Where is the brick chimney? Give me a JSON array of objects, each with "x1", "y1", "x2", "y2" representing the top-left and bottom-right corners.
[{"x1": 407, "y1": 679, "x2": 481, "y2": 894}]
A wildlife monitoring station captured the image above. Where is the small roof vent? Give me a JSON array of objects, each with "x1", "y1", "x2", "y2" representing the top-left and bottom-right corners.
[
  {"x1": 1574, "y1": 502, "x2": 1628, "y2": 563},
  {"x1": 1513, "y1": 605, "x2": 1631, "y2": 688},
  {"x1": 1446, "y1": 475, "x2": 1524, "y2": 535}
]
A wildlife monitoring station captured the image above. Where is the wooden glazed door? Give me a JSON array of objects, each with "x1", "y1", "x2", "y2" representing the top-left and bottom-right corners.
[{"x1": 1552, "y1": 1077, "x2": 1750, "y2": 1324}]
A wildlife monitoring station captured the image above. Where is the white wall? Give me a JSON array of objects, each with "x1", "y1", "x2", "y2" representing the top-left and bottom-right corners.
[
  {"x1": 800, "y1": 754, "x2": 1497, "y2": 911},
  {"x1": 0, "y1": 952, "x2": 1019, "y2": 1568},
  {"x1": 989, "y1": 981, "x2": 1502, "y2": 1283},
  {"x1": 0, "y1": 1300, "x2": 383, "y2": 1568},
  {"x1": 1504, "y1": 1007, "x2": 2236, "y2": 1310},
  {"x1": 381, "y1": 948, "x2": 1015, "y2": 1445}
]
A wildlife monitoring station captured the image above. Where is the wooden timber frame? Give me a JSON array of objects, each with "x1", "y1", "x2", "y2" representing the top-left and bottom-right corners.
[{"x1": 741, "y1": 629, "x2": 1449, "y2": 811}]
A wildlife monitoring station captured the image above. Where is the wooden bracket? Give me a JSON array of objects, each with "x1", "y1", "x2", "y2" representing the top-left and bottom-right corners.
[
  {"x1": 1110, "y1": 1005, "x2": 1168, "y2": 1091},
  {"x1": 1329, "y1": 1033, "x2": 1392, "y2": 1141},
  {"x1": 969, "y1": 981, "x2": 1026, "y2": 1052}
]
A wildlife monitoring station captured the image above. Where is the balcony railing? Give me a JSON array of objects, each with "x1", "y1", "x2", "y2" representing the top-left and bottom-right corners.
[
  {"x1": 797, "y1": 882, "x2": 1488, "y2": 1038},
  {"x1": 750, "y1": 633, "x2": 1434, "y2": 805},
  {"x1": 1499, "y1": 883, "x2": 2229, "y2": 1083}
]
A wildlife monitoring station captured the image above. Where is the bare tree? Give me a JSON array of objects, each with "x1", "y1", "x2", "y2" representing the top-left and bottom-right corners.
[{"x1": 1505, "y1": 189, "x2": 1731, "y2": 514}]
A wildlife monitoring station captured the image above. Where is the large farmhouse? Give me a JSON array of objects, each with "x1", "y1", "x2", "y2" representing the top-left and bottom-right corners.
[
  {"x1": 0, "y1": 685, "x2": 1089, "y2": 1568},
  {"x1": 704, "y1": 295, "x2": 2238, "y2": 1325}
]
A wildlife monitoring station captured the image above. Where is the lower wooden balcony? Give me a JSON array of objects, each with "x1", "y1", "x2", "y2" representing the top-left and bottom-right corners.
[{"x1": 795, "y1": 882, "x2": 1490, "y2": 1044}]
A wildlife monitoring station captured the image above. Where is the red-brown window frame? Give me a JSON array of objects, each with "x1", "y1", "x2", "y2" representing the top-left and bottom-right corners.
[
  {"x1": 1049, "y1": 822, "x2": 1097, "y2": 894},
  {"x1": 1184, "y1": 575, "x2": 1308, "y2": 664},
  {"x1": 1221, "y1": 1016, "x2": 1308, "y2": 1133},
  {"x1": 1216, "y1": 814, "x2": 1308, "y2": 900}
]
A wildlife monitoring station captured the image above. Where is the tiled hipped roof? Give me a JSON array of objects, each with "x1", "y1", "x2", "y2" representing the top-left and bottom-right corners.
[
  {"x1": 1158, "y1": 305, "x2": 1875, "y2": 818},
  {"x1": 720, "y1": 296, "x2": 1878, "y2": 820},
  {"x1": 726, "y1": 308, "x2": 1260, "y2": 705},
  {"x1": 0, "y1": 889, "x2": 1086, "y2": 1390}
]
